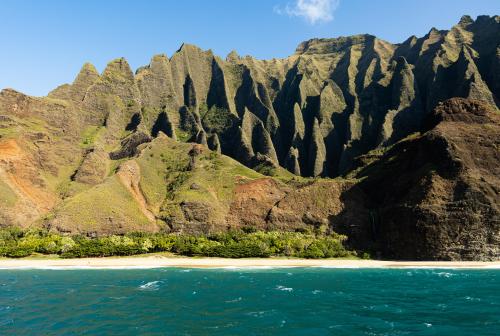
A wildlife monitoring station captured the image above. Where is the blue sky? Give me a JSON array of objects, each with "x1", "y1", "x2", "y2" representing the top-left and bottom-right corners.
[{"x1": 1, "y1": 0, "x2": 498, "y2": 96}]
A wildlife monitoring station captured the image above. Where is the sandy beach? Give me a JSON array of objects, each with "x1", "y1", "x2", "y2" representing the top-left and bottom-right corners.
[{"x1": 0, "y1": 256, "x2": 499, "y2": 269}]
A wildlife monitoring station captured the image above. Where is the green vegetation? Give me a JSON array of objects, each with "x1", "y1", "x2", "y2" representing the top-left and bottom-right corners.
[
  {"x1": 0, "y1": 227, "x2": 358, "y2": 259},
  {"x1": 0, "y1": 180, "x2": 17, "y2": 207},
  {"x1": 344, "y1": 132, "x2": 421, "y2": 180},
  {"x1": 52, "y1": 175, "x2": 151, "y2": 232},
  {"x1": 253, "y1": 162, "x2": 298, "y2": 182},
  {"x1": 80, "y1": 125, "x2": 104, "y2": 149},
  {"x1": 135, "y1": 136, "x2": 267, "y2": 225},
  {"x1": 0, "y1": 116, "x2": 50, "y2": 139},
  {"x1": 201, "y1": 105, "x2": 237, "y2": 134},
  {"x1": 175, "y1": 129, "x2": 192, "y2": 142}
]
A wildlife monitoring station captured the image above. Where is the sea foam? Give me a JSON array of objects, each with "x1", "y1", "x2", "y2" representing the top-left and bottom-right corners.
[
  {"x1": 276, "y1": 285, "x2": 293, "y2": 292},
  {"x1": 138, "y1": 281, "x2": 162, "y2": 290}
]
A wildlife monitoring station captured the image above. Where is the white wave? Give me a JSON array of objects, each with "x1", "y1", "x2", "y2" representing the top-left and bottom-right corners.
[
  {"x1": 315, "y1": 265, "x2": 362, "y2": 269},
  {"x1": 214, "y1": 266, "x2": 300, "y2": 271},
  {"x1": 225, "y1": 297, "x2": 242, "y2": 303},
  {"x1": 138, "y1": 281, "x2": 162, "y2": 290},
  {"x1": 392, "y1": 266, "x2": 473, "y2": 270},
  {"x1": 313, "y1": 265, "x2": 500, "y2": 270},
  {"x1": 465, "y1": 296, "x2": 481, "y2": 301},
  {"x1": 434, "y1": 272, "x2": 456, "y2": 278},
  {"x1": 1, "y1": 263, "x2": 498, "y2": 271},
  {"x1": 276, "y1": 285, "x2": 293, "y2": 292},
  {"x1": 246, "y1": 310, "x2": 276, "y2": 317}
]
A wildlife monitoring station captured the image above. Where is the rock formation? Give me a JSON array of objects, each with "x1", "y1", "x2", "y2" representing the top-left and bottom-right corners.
[
  {"x1": 47, "y1": 15, "x2": 500, "y2": 178},
  {"x1": 0, "y1": 16, "x2": 498, "y2": 260},
  {"x1": 347, "y1": 98, "x2": 499, "y2": 260}
]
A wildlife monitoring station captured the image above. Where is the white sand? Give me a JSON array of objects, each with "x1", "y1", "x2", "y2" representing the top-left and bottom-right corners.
[{"x1": 0, "y1": 256, "x2": 498, "y2": 269}]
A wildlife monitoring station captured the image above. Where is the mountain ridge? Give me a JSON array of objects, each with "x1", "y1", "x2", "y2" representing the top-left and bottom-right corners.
[
  {"x1": 0, "y1": 15, "x2": 498, "y2": 260},
  {"x1": 41, "y1": 15, "x2": 499, "y2": 178}
]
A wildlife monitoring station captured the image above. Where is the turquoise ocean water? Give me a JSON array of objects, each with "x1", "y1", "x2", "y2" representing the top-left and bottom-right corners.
[{"x1": 0, "y1": 267, "x2": 498, "y2": 335}]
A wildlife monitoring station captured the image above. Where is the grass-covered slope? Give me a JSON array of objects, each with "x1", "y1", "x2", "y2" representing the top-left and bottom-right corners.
[
  {"x1": 40, "y1": 133, "x2": 364, "y2": 238},
  {"x1": 136, "y1": 135, "x2": 266, "y2": 233},
  {"x1": 42, "y1": 135, "x2": 273, "y2": 234},
  {"x1": 48, "y1": 175, "x2": 154, "y2": 235}
]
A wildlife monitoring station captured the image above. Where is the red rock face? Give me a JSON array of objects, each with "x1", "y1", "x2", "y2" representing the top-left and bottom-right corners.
[
  {"x1": 0, "y1": 138, "x2": 57, "y2": 227},
  {"x1": 227, "y1": 177, "x2": 289, "y2": 229}
]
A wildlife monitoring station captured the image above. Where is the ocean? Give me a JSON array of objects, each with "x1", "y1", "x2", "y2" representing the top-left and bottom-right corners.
[{"x1": 0, "y1": 267, "x2": 498, "y2": 335}]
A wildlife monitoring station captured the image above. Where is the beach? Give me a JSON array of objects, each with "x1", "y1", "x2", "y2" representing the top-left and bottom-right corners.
[{"x1": 0, "y1": 256, "x2": 498, "y2": 269}]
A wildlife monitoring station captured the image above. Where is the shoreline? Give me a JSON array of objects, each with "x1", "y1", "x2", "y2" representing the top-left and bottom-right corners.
[{"x1": 0, "y1": 256, "x2": 499, "y2": 269}]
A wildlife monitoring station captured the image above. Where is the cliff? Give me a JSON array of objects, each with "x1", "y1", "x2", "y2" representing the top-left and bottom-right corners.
[{"x1": 0, "y1": 16, "x2": 498, "y2": 260}]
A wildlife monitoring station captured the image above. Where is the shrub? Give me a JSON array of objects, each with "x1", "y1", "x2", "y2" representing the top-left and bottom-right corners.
[
  {"x1": 241, "y1": 226, "x2": 257, "y2": 234},
  {"x1": 60, "y1": 237, "x2": 76, "y2": 253},
  {"x1": 150, "y1": 235, "x2": 176, "y2": 252},
  {"x1": 0, "y1": 227, "x2": 356, "y2": 259},
  {"x1": 201, "y1": 106, "x2": 237, "y2": 133},
  {"x1": 0, "y1": 226, "x2": 24, "y2": 241},
  {"x1": 301, "y1": 242, "x2": 325, "y2": 259},
  {"x1": 6, "y1": 246, "x2": 34, "y2": 258},
  {"x1": 361, "y1": 252, "x2": 371, "y2": 260},
  {"x1": 207, "y1": 241, "x2": 270, "y2": 258}
]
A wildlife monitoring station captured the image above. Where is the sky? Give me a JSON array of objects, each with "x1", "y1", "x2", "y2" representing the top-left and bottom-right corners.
[{"x1": 1, "y1": 0, "x2": 498, "y2": 96}]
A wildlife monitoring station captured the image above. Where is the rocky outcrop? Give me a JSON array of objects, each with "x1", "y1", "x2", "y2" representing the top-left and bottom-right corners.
[
  {"x1": 207, "y1": 133, "x2": 221, "y2": 153},
  {"x1": 49, "y1": 63, "x2": 101, "y2": 102},
  {"x1": 350, "y1": 98, "x2": 499, "y2": 260},
  {"x1": 109, "y1": 132, "x2": 152, "y2": 160},
  {"x1": 380, "y1": 56, "x2": 424, "y2": 144},
  {"x1": 267, "y1": 180, "x2": 368, "y2": 233},
  {"x1": 308, "y1": 118, "x2": 327, "y2": 177},
  {"x1": 73, "y1": 148, "x2": 108, "y2": 185}
]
